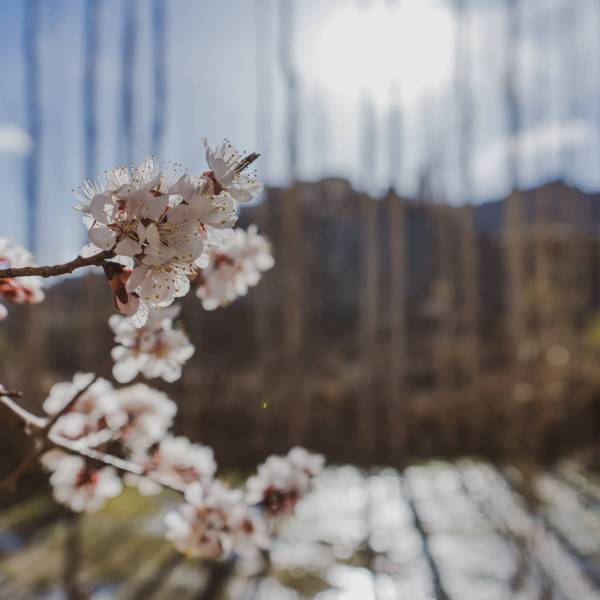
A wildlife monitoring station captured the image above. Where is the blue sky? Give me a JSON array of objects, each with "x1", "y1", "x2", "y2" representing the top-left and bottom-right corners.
[{"x1": 0, "y1": 0, "x2": 599, "y2": 263}]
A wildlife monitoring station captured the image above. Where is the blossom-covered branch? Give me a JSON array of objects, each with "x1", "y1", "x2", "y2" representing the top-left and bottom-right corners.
[
  {"x1": 0, "y1": 249, "x2": 114, "y2": 279},
  {"x1": 1, "y1": 374, "x2": 324, "y2": 560},
  {"x1": 49, "y1": 436, "x2": 187, "y2": 493},
  {"x1": 0, "y1": 138, "x2": 324, "y2": 582}
]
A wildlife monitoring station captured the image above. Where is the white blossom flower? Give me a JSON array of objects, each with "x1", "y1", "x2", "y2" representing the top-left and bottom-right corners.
[
  {"x1": 41, "y1": 449, "x2": 122, "y2": 513},
  {"x1": 0, "y1": 237, "x2": 44, "y2": 319},
  {"x1": 115, "y1": 384, "x2": 177, "y2": 451},
  {"x1": 125, "y1": 258, "x2": 194, "y2": 310},
  {"x1": 127, "y1": 435, "x2": 216, "y2": 495},
  {"x1": 246, "y1": 447, "x2": 324, "y2": 517},
  {"x1": 77, "y1": 157, "x2": 173, "y2": 256},
  {"x1": 43, "y1": 373, "x2": 126, "y2": 447},
  {"x1": 202, "y1": 139, "x2": 263, "y2": 203},
  {"x1": 195, "y1": 225, "x2": 274, "y2": 310},
  {"x1": 165, "y1": 481, "x2": 268, "y2": 559},
  {"x1": 75, "y1": 145, "x2": 264, "y2": 326},
  {"x1": 109, "y1": 305, "x2": 194, "y2": 384}
]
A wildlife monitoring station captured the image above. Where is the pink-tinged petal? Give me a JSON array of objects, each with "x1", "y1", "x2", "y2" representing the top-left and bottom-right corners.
[
  {"x1": 126, "y1": 264, "x2": 150, "y2": 293},
  {"x1": 80, "y1": 243, "x2": 102, "y2": 258},
  {"x1": 113, "y1": 356, "x2": 140, "y2": 383},
  {"x1": 96, "y1": 468, "x2": 123, "y2": 497},
  {"x1": 128, "y1": 301, "x2": 149, "y2": 328},
  {"x1": 161, "y1": 361, "x2": 182, "y2": 383},
  {"x1": 203, "y1": 138, "x2": 216, "y2": 170},
  {"x1": 116, "y1": 292, "x2": 140, "y2": 317},
  {"x1": 141, "y1": 252, "x2": 172, "y2": 266},
  {"x1": 88, "y1": 193, "x2": 115, "y2": 224},
  {"x1": 212, "y1": 159, "x2": 233, "y2": 187},
  {"x1": 189, "y1": 195, "x2": 237, "y2": 228},
  {"x1": 141, "y1": 195, "x2": 169, "y2": 220},
  {"x1": 114, "y1": 236, "x2": 142, "y2": 256},
  {"x1": 257, "y1": 257, "x2": 274, "y2": 273},
  {"x1": 137, "y1": 221, "x2": 147, "y2": 243},
  {"x1": 167, "y1": 203, "x2": 195, "y2": 225},
  {"x1": 229, "y1": 177, "x2": 263, "y2": 202},
  {"x1": 89, "y1": 226, "x2": 117, "y2": 250},
  {"x1": 145, "y1": 223, "x2": 161, "y2": 250},
  {"x1": 184, "y1": 482, "x2": 205, "y2": 505},
  {"x1": 0, "y1": 303, "x2": 7, "y2": 320},
  {"x1": 169, "y1": 174, "x2": 196, "y2": 200}
]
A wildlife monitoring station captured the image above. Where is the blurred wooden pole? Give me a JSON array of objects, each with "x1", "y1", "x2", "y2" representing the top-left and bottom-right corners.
[
  {"x1": 386, "y1": 191, "x2": 407, "y2": 457},
  {"x1": 503, "y1": 0, "x2": 524, "y2": 364},
  {"x1": 279, "y1": 1, "x2": 307, "y2": 441},
  {"x1": 432, "y1": 203, "x2": 456, "y2": 452},
  {"x1": 253, "y1": 190, "x2": 275, "y2": 448},
  {"x1": 356, "y1": 92, "x2": 379, "y2": 457},
  {"x1": 453, "y1": 0, "x2": 481, "y2": 382},
  {"x1": 358, "y1": 194, "x2": 379, "y2": 456},
  {"x1": 253, "y1": 1, "x2": 275, "y2": 447},
  {"x1": 505, "y1": 191, "x2": 526, "y2": 361}
]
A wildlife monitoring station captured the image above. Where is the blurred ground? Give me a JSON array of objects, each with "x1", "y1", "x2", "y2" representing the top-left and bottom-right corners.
[{"x1": 1, "y1": 460, "x2": 599, "y2": 599}]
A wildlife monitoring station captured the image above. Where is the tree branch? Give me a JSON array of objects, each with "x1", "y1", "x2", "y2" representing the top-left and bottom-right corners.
[
  {"x1": 0, "y1": 440, "x2": 48, "y2": 490},
  {"x1": 0, "y1": 384, "x2": 186, "y2": 494},
  {"x1": 51, "y1": 435, "x2": 187, "y2": 493},
  {"x1": 0, "y1": 385, "x2": 23, "y2": 398},
  {"x1": 0, "y1": 394, "x2": 46, "y2": 432},
  {"x1": 0, "y1": 250, "x2": 114, "y2": 279},
  {"x1": 43, "y1": 375, "x2": 98, "y2": 433}
]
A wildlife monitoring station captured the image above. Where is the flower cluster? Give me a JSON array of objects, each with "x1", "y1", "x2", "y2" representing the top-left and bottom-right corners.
[
  {"x1": 109, "y1": 305, "x2": 194, "y2": 384},
  {"x1": 41, "y1": 373, "x2": 176, "y2": 511},
  {"x1": 163, "y1": 446, "x2": 323, "y2": 560},
  {"x1": 38, "y1": 373, "x2": 324, "y2": 560},
  {"x1": 126, "y1": 435, "x2": 217, "y2": 496},
  {"x1": 76, "y1": 140, "x2": 262, "y2": 326},
  {"x1": 41, "y1": 450, "x2": 123, "y2": 513},
  {"x1": 1, "y1": 137, "x2": 328, "y2": 570},
  {"x1": 165, "y1": 481, "x2": 269, "y2": 560},
  {"x1": 0, "y1": 238, "x2": 44, "y2": 320},
  {"x1": 246, "y1": 447, "x2": 325, "y2": 517},
  {"x1": 195, "y1": 225, "x2": 274, "y2": 310}
]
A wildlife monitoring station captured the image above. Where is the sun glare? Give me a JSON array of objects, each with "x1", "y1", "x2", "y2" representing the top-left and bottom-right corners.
[{"x1": 308, "y1": 1, "x2": 455, "y2": 106}]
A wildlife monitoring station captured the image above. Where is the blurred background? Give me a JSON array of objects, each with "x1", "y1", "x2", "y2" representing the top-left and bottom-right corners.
[{"x1": 1, "y1": 0, "x2": 600, "y2": 598}]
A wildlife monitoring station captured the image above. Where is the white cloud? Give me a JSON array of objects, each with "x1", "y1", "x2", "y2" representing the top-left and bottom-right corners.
[
  {"x1": 0, "y1": 124, "x2": 33, "y2": 155},
  {"x1": 472, "y1": 119, "x2": 591, "y2": 198}
]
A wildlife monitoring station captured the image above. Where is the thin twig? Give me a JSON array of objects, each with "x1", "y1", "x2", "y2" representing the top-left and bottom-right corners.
[
  {"x1": 0, "y1": 385, "x2": 23, "y2": 399},
  {"x1": 1, "y1": 381, "x2": 186, "y2": 494},
  {"x1": 43, "y1": 375, "x2": 98, "y2": 433},
  {"x1": 0, "y1": 394, "x2": 46, "y2": 432},
  {"x1": 0, "y1": 376, "x2": 98, "y2": 488},
  {"x1": 0, "y1": 440, "x2": 48, "y2": 490},
  {"x1": 51, "y1": 435, "x2": 186, "y2": 493},
  {"x1": 0, "y1": 250, "x2": 114, "y2": 279}
]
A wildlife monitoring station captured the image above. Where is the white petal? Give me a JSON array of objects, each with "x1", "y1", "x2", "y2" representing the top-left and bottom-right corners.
[
  {"x1": 145, "y1": 223, "x2": 161, "y2": 250},
  {"x1": 126, "y1": 264, "x2": 150, "y2": 293},
  {"x1": 115, "y1": 236, "x2": 142, "y2": 256},
  {"x1": 141, "y1": 195, "x2": 170, "y2": 220},
  {"x1": 89, "y1": 226, "x2": 117, "y2": 250},
  {"x1": 113, "y1": 356, "x2": 140, "y2": 383}
]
